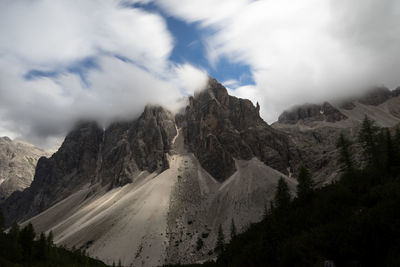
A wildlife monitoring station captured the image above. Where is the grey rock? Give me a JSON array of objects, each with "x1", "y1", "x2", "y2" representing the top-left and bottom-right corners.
[
  {"x1": 98, "y1": 105, "x2": 177, "y2": 187},
  {"x1": 278, "y1": 102, "x2": 347, "y2": 124},
  {"x1": 1, "y1": 122, "x2": 103, "y2": 224},
  {"x1": 1, "y1": 106, "x2": 177, "y2": 224},
  {"x1": 179, "y1": 78, "x2": 298, "y2": 181},
  {"x1": 358, "y1": 86, "x2": 392, "y2": 106},
  {"x1": 0, "y1": 137, "x2": 49, "y2": 199}
]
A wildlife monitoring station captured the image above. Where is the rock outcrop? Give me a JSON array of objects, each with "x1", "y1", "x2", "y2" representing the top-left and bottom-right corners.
[
  {"x1": 1, "y1": 106, "x2": 177, "y2": 224},
  {"x1": 179, "y1": 78, "x2": 298, "y2": 181},
  {"x1": 98, "y1": 105, "x2": 177, "y2": 187},
  {"x1": 0, "y1": 137, "x2": 49, "y2": 199},
  {"x1": 358, "y1": 86, "x2": 393, "y2": 106},
  {"x1": 1, "y1": 122, "x2": 103, "y2": 223},
  {"x1": 278, "y1": 102, "x2": 347, "y2": 124},
  {"x1": 273, "y1": 85, "x2": 400, "y2": 184}
]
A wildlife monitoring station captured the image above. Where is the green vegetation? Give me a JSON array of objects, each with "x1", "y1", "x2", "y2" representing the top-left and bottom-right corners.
[
  {"x1": 169, "y1": 116, "x2": 400, "y2": 266},
  {"x1": 0, "y1": 219, "x2": 109, "y2": 267}
]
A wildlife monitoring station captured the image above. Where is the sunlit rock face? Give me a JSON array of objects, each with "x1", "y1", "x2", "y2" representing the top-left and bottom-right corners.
[{"x1": 0, "y1": 137, "x2": 50, "y2": 199}]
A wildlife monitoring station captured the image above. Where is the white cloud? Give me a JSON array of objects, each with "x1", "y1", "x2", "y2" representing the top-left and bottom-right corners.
[
  {"x1": 0, "y1": 0, "x2": 173, "y2": 73},
  {"x1": 155, "y1": 0, "x2": 400, "y2": 122},
  {"x1": 173, "y1": 63, "x2": 208, "y2": 95},
  {"x1": 0, "y1": 54, "x2": 207, "y2": 149},
  {"x1": 0, "y1": 0, "x2": 207, "y2": 149}
]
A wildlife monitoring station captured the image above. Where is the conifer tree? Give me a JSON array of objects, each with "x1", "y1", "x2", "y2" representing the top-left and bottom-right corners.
[
  {"x1": 274, "y1": 177, "x2": 291, "y2": 210},
  {"x1": 0, "y1": 211, "x2": 4, "y2": 231},
  {"x1": 230, "y1": 218, "x2": 237, "y2": 240},
  {"x1": 395, "y1": 127, "x2": 400, "y2": 147},
  {"x1": 19, "y1": 223, "x2": 36, "y2": 261},
  {"x1": 215, "y1": 224, "x2": 225, "y2": 255},
  {"x1": 336, "y1": 133, "x2": 354, "y2": 173},
  {"x1": 296, "y1": 166, "x2": 314, "y2": 200},
  {"x1": 36, "y1": 232, "x2": 47, "y2": 260},
  {"x1": 383, "y1": 128, "x2": 396, "y2": 172},
  {"x1": 358, "y1": 116, "x2": 380, "y2": 167},
  {"x1": 9, "y1": 222, "x2": 21, "y2": 261},
  {"x1": 47, "y1": 231, "x2": 54, "y2": 247}
]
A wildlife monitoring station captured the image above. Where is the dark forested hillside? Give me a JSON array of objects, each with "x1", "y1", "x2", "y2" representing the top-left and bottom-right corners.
[
  {"x1": 0, "y1": 219, "x2": 110, "y2": 267},
  {"x1": 168, "y1": 117, "x2": 400, "y2": 267}
]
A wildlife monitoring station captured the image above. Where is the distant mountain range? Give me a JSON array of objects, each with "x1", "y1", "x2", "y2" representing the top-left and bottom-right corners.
[
  {"x1": 0, "y1": 137, "x2": 50, "y2": 199},
  {"x1": 0, "y1": 78, "x2": 399, "y2": 266}
]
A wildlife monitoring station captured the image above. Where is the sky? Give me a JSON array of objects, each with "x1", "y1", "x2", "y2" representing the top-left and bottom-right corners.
[{"x1": 0, "y1": 0, "x2": 400, "y2": 149}]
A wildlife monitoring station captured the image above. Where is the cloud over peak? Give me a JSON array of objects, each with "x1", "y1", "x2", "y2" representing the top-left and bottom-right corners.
[
  {"x1": 1, "y1": 0, "x2": 399, "y2": 148},
  {"x1": 0, "y1": 0, "x2": 207, "y2": 149}
]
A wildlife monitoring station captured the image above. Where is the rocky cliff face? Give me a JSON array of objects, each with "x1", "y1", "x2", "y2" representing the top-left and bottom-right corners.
[
  {"x1": 179, "y1": 78, "x2": 299, "y2": 181},
  {"x1": 278, "y1": 102, "x2": 347, "y2": 124},
  {"x1": 0, "y1": 137, "x2": 49, "y2": 199},
  {"x1": 1, "y1": 122, "x2": 103, "y2": 223},
  {"x1": 98, "y1": 105, "x2": 176, "y2": 187},
  {"x1": 273, "y1": 86, "x2": 400, "y2": 184},
  {"x1": 3, "y1": 77, "x2": 399, "y2": 266},
  {"x1": 1, "y1": 106, "x2": 177, "y2": 224}
]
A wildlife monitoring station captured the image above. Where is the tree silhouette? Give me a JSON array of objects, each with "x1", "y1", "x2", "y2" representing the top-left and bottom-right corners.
[
  {"x1": 274, "y1": 177, "x2": 291, "y2": 210},
  {"x1": 230, "y1": 218, "x2": 237, "y2": 240},
  {"x1": 215, "y1": 224, "x2": 225, "y2": 255},
  {"x1": 358, "y1": 116, "x2": 380, "y2": 168},
  {"x1": 296, "y1": 166, "x2": 314, "y2": 201},
  {"x1": 336, "y1": 132, "x2": 354, "y2": 173},
  {"x1": 19, "y1": 223, "x2": 36, "y2": 261}
]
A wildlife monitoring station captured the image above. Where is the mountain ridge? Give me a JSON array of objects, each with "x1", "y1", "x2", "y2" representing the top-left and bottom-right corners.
[{"x1": 1, "y1": 78, "x2": 399, "y2": 266}]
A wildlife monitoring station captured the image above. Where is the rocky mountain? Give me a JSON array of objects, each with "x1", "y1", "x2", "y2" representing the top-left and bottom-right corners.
[
  {"x1": 1, "y1": 78, "x2": 300, "y2": 266},
  {"x1": 1, "y1": 79, "x2": 399, "y2": 266},
  {"x1": 0, "y1": 137, "x2": 49, "y2": 199},
  {"x1": 272, "y1": 86, "x2": 400, "y2": 184},
  {"x1": 178, "y1": 78, "x2": 299, "y2": 181}
]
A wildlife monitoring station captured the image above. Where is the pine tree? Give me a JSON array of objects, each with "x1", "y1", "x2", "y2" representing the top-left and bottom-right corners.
[
  {"x1": 336, "y1": 133, "x2": 354, "y2": 173},
  {"x1": 19, "y1": 223, "x2": 36, "y2": 261},
  {"x1": 215, "y1": 224, "x2": 225, "y2": 255},
  {"x1": 47, "y1": 231, "x2": 54, "y2": 247},
  {"x1": 395, "y1": 127, "x2": 400, "y2": 147},
  {"x1": 9, "y1": 222, "x2": 21, "y2": 261},
  {"x1": 0, "y1": 211, "x2": 4, "y2": 231},
  {"x1": 230, "y1": 218, "x2": 237, "y2": 240},
  {"x1": 383, "y1": 128, "x2": 396, "y2": 173},
  {"x1": 296, "y1": 166, "x2": 314, "y2": 200},
  {"x1": 358, "y1": 116, "x2": 380, "y2": 168},
  {"x1": 274, "y1": 177, "x2": 291, "y2": 210},
  {"x1": 36, "y1": 232, "x2": 47, "y2": 260},
  {"x1": 394, "y1": 127, "x2": 400, "y2": 169}
]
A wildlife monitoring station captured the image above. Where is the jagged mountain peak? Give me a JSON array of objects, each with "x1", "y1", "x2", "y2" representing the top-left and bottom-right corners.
[{"x1": 180, "y1": 78, "x2": 296, "y2": 181}]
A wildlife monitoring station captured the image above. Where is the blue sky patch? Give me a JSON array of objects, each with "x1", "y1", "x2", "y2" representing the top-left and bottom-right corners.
[
  {"x1": 128, "y1": 2, "x2": 255, "y2": 88},
  {"x1": 24, "y1": 57, "x2": 100, "y2": 87},
  {"x1": 24, "y1": 2, "x2": 255, "y2": 89}
]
